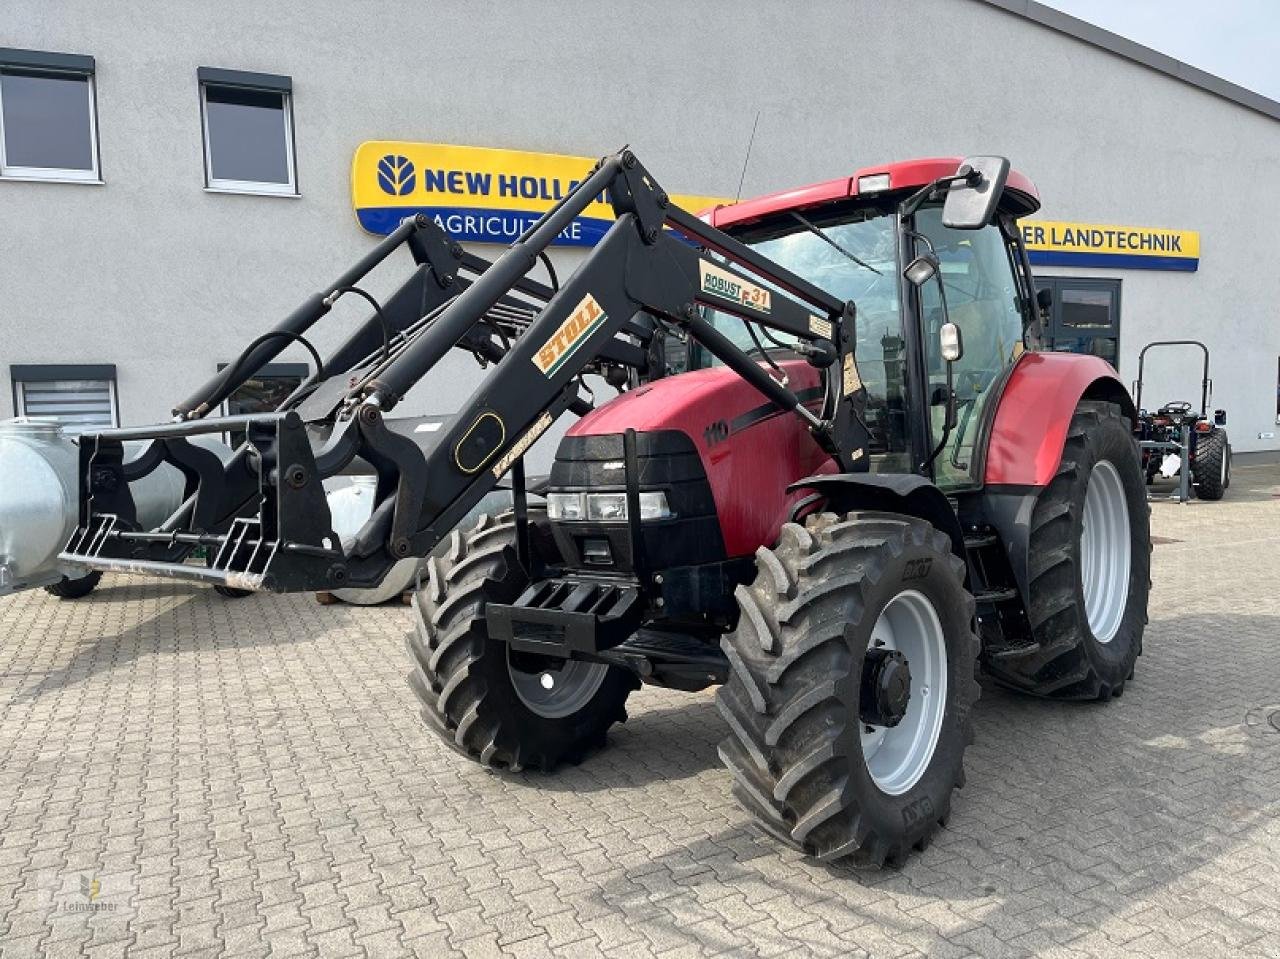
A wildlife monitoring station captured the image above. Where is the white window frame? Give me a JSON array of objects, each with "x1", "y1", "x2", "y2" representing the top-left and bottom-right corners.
[
  {"x1": 200, "y1": 78, "x2": 297, "y2": 197},
  {"x1": 13, "y1": 370, "x2": 120, "y2": 432},
  {"x1": 0, "y1": 62, "x2": 101, "y2": 184}
]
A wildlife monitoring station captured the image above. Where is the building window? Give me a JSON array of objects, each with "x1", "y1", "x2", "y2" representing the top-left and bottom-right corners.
[
  {"x1": 11, "y1": 364, "x2": 118, "y2": 432},
  {"x1": 1034, "y1": 277, "x2": 1121, "y2": 367},
  {"x1": 219, "y1": 362, "x2": 307, "y2": 446},
  {"x1": 0, "y1": 48, "x2": 99, "y2": 183},
  {"x1": 199, "y1": 67, "x2": 296, "y2": 195}
]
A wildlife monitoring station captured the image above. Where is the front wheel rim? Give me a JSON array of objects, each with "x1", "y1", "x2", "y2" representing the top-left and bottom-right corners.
[
  {"x1": 507, "y1": 648, "x2": 609, "y2": 719},
  {"x1": 860, "y1": 589, "x2": 948, "y2": 796},
  {"x1": 1080, "y1": 459, "x2": 1132, "y2": 644}
]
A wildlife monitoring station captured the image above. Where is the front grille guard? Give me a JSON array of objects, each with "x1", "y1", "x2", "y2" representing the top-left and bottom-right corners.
[{"x1": 59, "y1": 411, "x2": 348, "y2": 593}]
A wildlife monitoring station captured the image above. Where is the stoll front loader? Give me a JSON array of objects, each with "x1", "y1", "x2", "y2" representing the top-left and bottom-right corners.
[{"x1": 61, "y1": 149, "x2": 1149, "y2": 865}]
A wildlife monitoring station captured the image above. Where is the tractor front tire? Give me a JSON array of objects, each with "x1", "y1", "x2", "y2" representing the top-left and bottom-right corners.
[
  {"x1": 1192, "y1": 428, "x2": 1230, "y2": 500},
  {"x1": 717, "y1": 512, "x2": 980, "y2": 866},
  {"x1": 986, "y1": 400, "x2": 1150, "y2": 699},
  {"x1": 406, "y1": 512, "x2": 637, "y2": 772},
  {"x1": 44, "y1": 570, "x2": 102, "y2": 599}
]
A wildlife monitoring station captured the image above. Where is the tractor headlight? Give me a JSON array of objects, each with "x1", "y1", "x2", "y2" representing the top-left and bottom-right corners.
[
  {"x1": 545, "y1": 492, "x2": 584, "y2": 520},
  {"x1": 546, "y1": 491, "x2": 674, "y2": 522},
  {"x1": 637, "y1": 491, "x2": 674, "y2": 520},
  {"x1": 586, "y1": 492, "x2": 628, "y2": 521},
  {"x1": 857, "y1": 172, "x2": 891, "y2": 194}
]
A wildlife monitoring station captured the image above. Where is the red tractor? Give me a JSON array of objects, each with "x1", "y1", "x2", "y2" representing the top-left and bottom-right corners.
[{"x1": 64, "y1": 150, "x2": 1149, "y2": 866}]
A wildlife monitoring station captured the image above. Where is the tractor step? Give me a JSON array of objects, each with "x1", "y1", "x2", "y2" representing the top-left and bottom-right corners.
[
  {"x1": 975, "y1": 587, "x2": 1019, "y2": 603},
  {"x1": 987, "y1": 640, "x2": 1040, "y2": 660},
  {"x1": 599, "y1": 630, "x2": 727, "y2": 691},
  {"x1": 964, "y1": 533, "x2": 999, "y2": 549}
]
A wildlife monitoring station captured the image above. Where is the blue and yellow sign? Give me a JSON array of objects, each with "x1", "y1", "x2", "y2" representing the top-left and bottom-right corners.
[
  {"x1": 352, "y1": 141, "x2": 728, "y2": 247},
  {"x1": 1020, "y1": 220, "x2": 1199, "y2": 272},
  {"x1": 352, "y1": 143, "x2": 1199, "y2": 272}
]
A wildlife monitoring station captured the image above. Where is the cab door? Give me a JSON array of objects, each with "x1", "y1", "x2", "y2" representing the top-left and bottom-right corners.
[{"x1": 913, "y1": 207, "x2": 1031, "y2": 490}]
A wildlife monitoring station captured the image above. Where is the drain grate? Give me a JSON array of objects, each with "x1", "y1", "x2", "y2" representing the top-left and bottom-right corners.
[{"x1": 1245, "y1": 704, "x2": 1280, "y2": 737}]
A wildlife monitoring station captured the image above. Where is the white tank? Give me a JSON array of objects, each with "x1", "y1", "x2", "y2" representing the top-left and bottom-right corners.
[
  {"x1": 0, "y1": 418, "x2": 231, "y2": 596},
  {"x1": 0, "y1": 419, "x2": 79, "y2": 593},
  {"x1": 328, "y1": 477, "x2": 422, "y2": 605},
  {"x1": 325, "y1": 478, "x2": 513, "y2": 606}
]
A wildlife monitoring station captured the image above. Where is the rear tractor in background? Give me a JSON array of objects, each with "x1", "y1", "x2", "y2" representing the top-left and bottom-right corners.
[{"x1": 1133, "y1": 340, "x2": 1230, "y2": 501}]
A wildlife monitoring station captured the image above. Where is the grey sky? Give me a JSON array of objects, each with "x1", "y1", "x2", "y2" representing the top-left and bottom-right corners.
[{"x1": 1037, "y1": 0, "x2": 1280, "y2": 101}]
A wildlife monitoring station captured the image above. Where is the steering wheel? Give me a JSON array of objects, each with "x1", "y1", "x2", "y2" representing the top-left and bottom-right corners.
[{"x1": 955, "y1": 368, "x2": 999, "y2": 399}]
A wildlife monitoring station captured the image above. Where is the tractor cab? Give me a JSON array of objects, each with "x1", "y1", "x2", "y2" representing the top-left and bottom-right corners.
[{"x1": 696, "y1": 158, "x2": 1042, "y2": 490}]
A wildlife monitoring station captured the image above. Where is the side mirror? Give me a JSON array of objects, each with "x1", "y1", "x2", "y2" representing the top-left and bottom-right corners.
[
  {"x1": 940, "y1": 321, "x2": 963, "y2": 363},
  {"x1": 1036, "y1": 287, "x2": 1052, "y2": 313},
  {"x1": 942, "y1": 156, "x2": 1010, "y2": 230},
  {"x1": 904, "y1": 253, "x2": 939, "y2": 287},
  {"x1": 1214, "y1": 409, "x2": 1227, "y2": 426}
]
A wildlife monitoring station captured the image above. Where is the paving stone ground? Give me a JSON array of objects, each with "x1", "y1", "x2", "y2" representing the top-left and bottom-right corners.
[{"x1": 2, "y1": 465, "x2": 1280, "y2": 958}]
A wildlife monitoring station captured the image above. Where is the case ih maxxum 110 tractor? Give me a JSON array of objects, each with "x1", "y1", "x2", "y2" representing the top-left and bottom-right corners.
[{"x1": 61, "y1": 150, "x2": 1149, "y2": 866}]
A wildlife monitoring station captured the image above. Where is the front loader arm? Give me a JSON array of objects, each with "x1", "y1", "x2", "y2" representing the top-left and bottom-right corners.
[{"x1": 62, "y1": 149, "x2": 871, "y2": 594}]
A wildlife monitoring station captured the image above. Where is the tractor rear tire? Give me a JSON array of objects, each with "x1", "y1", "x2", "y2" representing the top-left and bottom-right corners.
[
  {"x1": 717, "y1": 512, "x2": 980, "y2": 866},
  {"x1": 44, "y1": 570, "x2": 102, "y2": 599},
  {"x1": 986, "y1": 401, "x2": 1149, "y2": 700},
  {"x1": 406, "y1": 511, "x2": 637, "y2": 772},
  {"x1": 1192, "y1": 428, "x2": 1230, "y2": 500}
]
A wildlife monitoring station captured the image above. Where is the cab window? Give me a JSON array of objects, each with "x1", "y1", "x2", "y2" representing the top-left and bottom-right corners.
[
  {"x1": 697, "y1": 206, "x2": 912, "y2": 474},
  {"x1": 915, "y1": 207, "x2": 1026, "y2": 489}
]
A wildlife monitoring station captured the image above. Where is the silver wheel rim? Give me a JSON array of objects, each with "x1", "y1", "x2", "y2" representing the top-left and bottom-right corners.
[
  {"x1": 1080, "y1": 460, "x2": 1131, "y2": 644},
  {"x1": 507, "y1": 648, "x2": 609, "y2": 719},
  {"x1": 861, "y1": 589, "x2": 948, "y2": 796}
]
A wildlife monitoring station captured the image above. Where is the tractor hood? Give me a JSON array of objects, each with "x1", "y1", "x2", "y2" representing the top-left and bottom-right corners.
[{"x1": 564, "y1": 362, "x2": 835, "y2": 557}]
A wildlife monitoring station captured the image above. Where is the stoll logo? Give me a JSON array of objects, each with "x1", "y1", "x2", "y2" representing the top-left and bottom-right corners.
[
  {"x1": 377, "y1": 155, "x2": 416, "y2": 196},
  {"x1": 532, "y1": 293, "x2": 607, "y2": 377}
]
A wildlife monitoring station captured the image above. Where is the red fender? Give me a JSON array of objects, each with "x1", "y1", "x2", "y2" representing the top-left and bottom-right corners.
[{"x1": 984, "y1": 352, "x2": 1135, "y2": 488}]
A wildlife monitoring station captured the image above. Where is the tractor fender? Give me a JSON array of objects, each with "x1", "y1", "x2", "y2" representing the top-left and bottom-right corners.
[
  {"x1": 788, "y1": 473, "x2": 968, "y2": 575},
  {"x1": 984, "y1": 352, "x2": 1136, "y2": 488}
]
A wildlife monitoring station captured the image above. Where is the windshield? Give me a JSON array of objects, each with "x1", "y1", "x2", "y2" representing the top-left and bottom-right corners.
[{"x1": 705, "y1": 207, "x2": 910, "y2": 471}]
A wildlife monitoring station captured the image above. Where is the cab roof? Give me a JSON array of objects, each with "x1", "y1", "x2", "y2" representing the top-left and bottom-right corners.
[{"x1": 706, "y1": 157, "x2": 1041, "y2": 230}]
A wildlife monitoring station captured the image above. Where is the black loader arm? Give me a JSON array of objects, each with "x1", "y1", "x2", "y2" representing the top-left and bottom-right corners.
[{"x1": 61, "y1": 149, "x2": 871, "y2": 593}]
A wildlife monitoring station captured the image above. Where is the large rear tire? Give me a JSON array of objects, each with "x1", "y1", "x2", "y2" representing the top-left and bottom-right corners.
[
  {"x1": 44, "y1": 570, "x2": 102, "y2": 599},
  {"x1": 1192, "y1": 428, "x2": 1229, "y2": 500},
  {"x1": 406, "y1": 512, "x2": 637, "y2": 772},
  {"x1": 717, "y1": 512, "x2": 980, "y2": 866},
  {"x1": 986, "y1": 401, "x2": 1150, "y2": 699}
]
